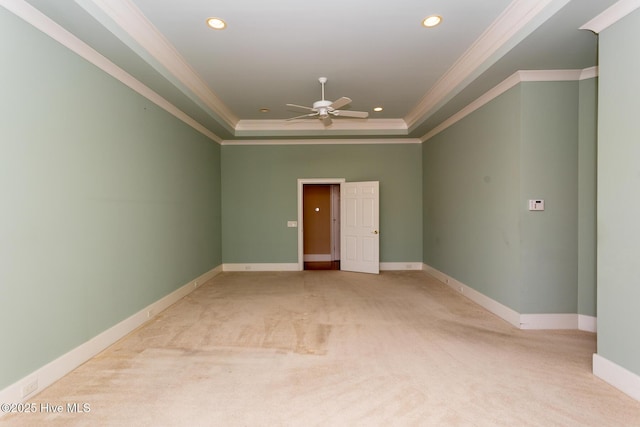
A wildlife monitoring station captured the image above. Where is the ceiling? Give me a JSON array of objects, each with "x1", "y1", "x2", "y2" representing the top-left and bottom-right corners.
[{"x1": 16, "y1": 0, "x2": 618, "y2": 142}]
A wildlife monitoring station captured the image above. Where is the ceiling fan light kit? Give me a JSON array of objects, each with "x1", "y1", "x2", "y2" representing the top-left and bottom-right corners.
[{"x1": 286, "y1": 77, "x2": 369, "y2": 126}]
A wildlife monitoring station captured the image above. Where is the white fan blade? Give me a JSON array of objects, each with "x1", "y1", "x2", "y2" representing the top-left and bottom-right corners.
[
  {"x1": 286, "y1": 103, "x2": 315, "y2": 112},
  {"x1": 286, "y1": 113, "x2": 318, "y2": 121},
  {"x1": 321, "y1": 115, "x2": 333, "y2": 126},
  {"x1": 333, "y1": 110, "x2": 369, "y2": 118},
  {"x1": 330, "y1": 97, "x2": 352, "y2": 110}
]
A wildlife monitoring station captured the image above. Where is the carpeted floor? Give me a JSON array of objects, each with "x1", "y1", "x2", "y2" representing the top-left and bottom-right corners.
[{"x1": 3, "y1": 271, "x2": 640, "y2": 426}]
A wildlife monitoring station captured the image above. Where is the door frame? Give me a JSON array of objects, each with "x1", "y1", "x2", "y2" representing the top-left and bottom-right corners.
[{"x1": 297, "y1": 178, "x2": 346, "y2": 271}]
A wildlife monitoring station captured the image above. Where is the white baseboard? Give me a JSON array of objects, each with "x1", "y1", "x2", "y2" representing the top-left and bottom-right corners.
[
  {"x1": 380, "y1": 262, "x2": 423, "y2": 271},
  {"x1": 0, "y1": 265, "x2": 222, "y2": 411},
  {"x1": 222, "y1": 262, "x2": 422, "y2": 272},
  {"x1": 222, "y1": 263, "x2": 299, "y2": 272},
  {"x1": 520, "y1": 314, "x2": 578, "y2": 330},
  {"x1": 593, "y1": 353, "x2": 640, "y2": 402},
  {"x1": 578, "y1": 315, "x2": 597, "y2": 333},
  {"x1": 520, "y1": 314, "x2": 597, "y2": 331},
  {"x1": 422, "y1": 263, "x2": 597, "y2": 331},
  {"x1": 423, "y1": 263, "x2": 521, "y2": 328},
  {"x1": 304, "y1": 254, "x2": 332, "y2": 262}
]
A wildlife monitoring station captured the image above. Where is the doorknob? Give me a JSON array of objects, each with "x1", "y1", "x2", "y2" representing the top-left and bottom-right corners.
[{"x1": 372, "y1": 230, "x2": 379, "y2": 234}]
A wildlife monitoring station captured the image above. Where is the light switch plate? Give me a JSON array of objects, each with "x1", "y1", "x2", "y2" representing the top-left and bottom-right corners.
[
  {"x1": 287, "y1": 221, "x2": 298, "y2": 228},
  {"x1": 528, "y1": 200, "x2": 544, "y2": 211}
]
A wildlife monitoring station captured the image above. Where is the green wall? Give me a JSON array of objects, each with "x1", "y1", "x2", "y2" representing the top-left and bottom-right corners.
[
  {"x1": 597, "y1": 9, "x2": 640, "y2": 376},
  {"x1": 519, "y1": 81, "x2": 579, "y2": 313},
  {"x1": 423, "y1": 88, "x2": 523, "y2": 310},
  {"x1": 578, "y1": 77, "x2": 598, "y2": 317},
  {"x1": 424, "y1": 80, "x2": 586, "y2": 315},
  {"x1": 221, "y1": 144, "x2": 422, "y2": 264},
  {"x1": 0, "y1": 9, "x2": 222, "y2": 389}
]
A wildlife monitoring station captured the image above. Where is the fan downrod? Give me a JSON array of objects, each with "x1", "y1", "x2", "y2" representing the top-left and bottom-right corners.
[{"x1": 319, "y1": 77, "x2": 328, "y2": 100}]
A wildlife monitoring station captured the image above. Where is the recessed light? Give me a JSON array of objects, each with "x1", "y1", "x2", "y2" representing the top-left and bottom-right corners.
[
  {"x1": 422, "y1": 15, "x2": 442, "y2": 28},
  {"x1": 206, "y1": 17, "x2": 227, "y2": 30},
  {"x1": 373, "y1": 107, "x2": 383, "y2": 112},
  {"x1": 259, "y1": 108, "x2": 270, "y2": 113}
]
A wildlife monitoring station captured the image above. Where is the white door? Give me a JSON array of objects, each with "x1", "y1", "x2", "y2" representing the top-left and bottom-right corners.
[{"x1": 340, "y1": 181, "x2": 379, "y2": 274}]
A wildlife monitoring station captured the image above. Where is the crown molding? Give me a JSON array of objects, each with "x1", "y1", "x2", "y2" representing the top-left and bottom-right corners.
[
  {"x1": 420, "y1": 71, "x2": 520, "y2": 143},
  {"x1": 421, "y1": 68, "x2": 597, "y2": 143},
  {"x1": 580, "y1": 66, "x2": 599, "y2": 80},
  {"x1": 1, "y1": 0, "x2": 222, "y2": 144},
  {"x1": 518, "y1": 69, "x2": 583, "y2": 81},
  {"x1": 580, "y1": 0, "x2": 640, "y2": 33},
  {"x1": 404, "y1": 0, "x2": 571, "y2": 131},
  {"x1": 77, "y1": 0, "x2": 238, "y2": 131},
  {"x1": 234, "y1": 118, "x2": 408, "y2": 138},
  {"x1": 236, "y1": 118, "x2": 408, "y2": 131},
  {"x1": 221, "y1": 138, "x2": 422, "y2": 146}
]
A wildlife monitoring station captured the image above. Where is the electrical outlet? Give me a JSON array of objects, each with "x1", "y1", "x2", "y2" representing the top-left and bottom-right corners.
[
  {"x1": 147, "y1": 309, "x2": 154, "y2": 318},
  {"x1": 459, "y1": 286, "x2": 464, "y2": 293},
  {"x1": 22, "y1": 379, "x2": 38, "y2": 398},
  {"x1": 194, "y1": 280, "x2": 198, "y2": 288}
]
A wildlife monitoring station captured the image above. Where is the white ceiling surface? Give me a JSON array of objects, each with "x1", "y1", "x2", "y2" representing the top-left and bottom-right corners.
[
  {"x1": 18, "y1": 0, "x2": 618, "y2": 141},
  {"x1": 131, "y1": 0, "x2": 511, "y2": 119}
]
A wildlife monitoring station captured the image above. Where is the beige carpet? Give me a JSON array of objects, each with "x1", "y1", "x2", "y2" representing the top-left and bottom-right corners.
[{"x1": 3, "y1": 271, "x2": 640, "y2": 426}]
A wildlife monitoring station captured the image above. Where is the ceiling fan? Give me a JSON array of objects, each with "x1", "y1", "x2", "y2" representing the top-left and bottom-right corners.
[{"x1": 286, "y1": 77, "x2": 369, "y2": 126}]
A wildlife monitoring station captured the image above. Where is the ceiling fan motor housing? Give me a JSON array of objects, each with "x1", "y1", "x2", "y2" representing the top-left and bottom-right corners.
[
  {"x1": 313, "y1": 100, "x2": 333, "y2": 117},
  {"x1": 313, "y1": 100, "x2": 333, "y2": 109}
]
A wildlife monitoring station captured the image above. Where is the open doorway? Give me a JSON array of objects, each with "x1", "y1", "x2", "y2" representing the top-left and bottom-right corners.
[
  {"x1": 297, "y1": 178, "x2": 345, "y2": 271},
  {"x1": 302, "y1": 184, "x2": 340, "y2": 270}
]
